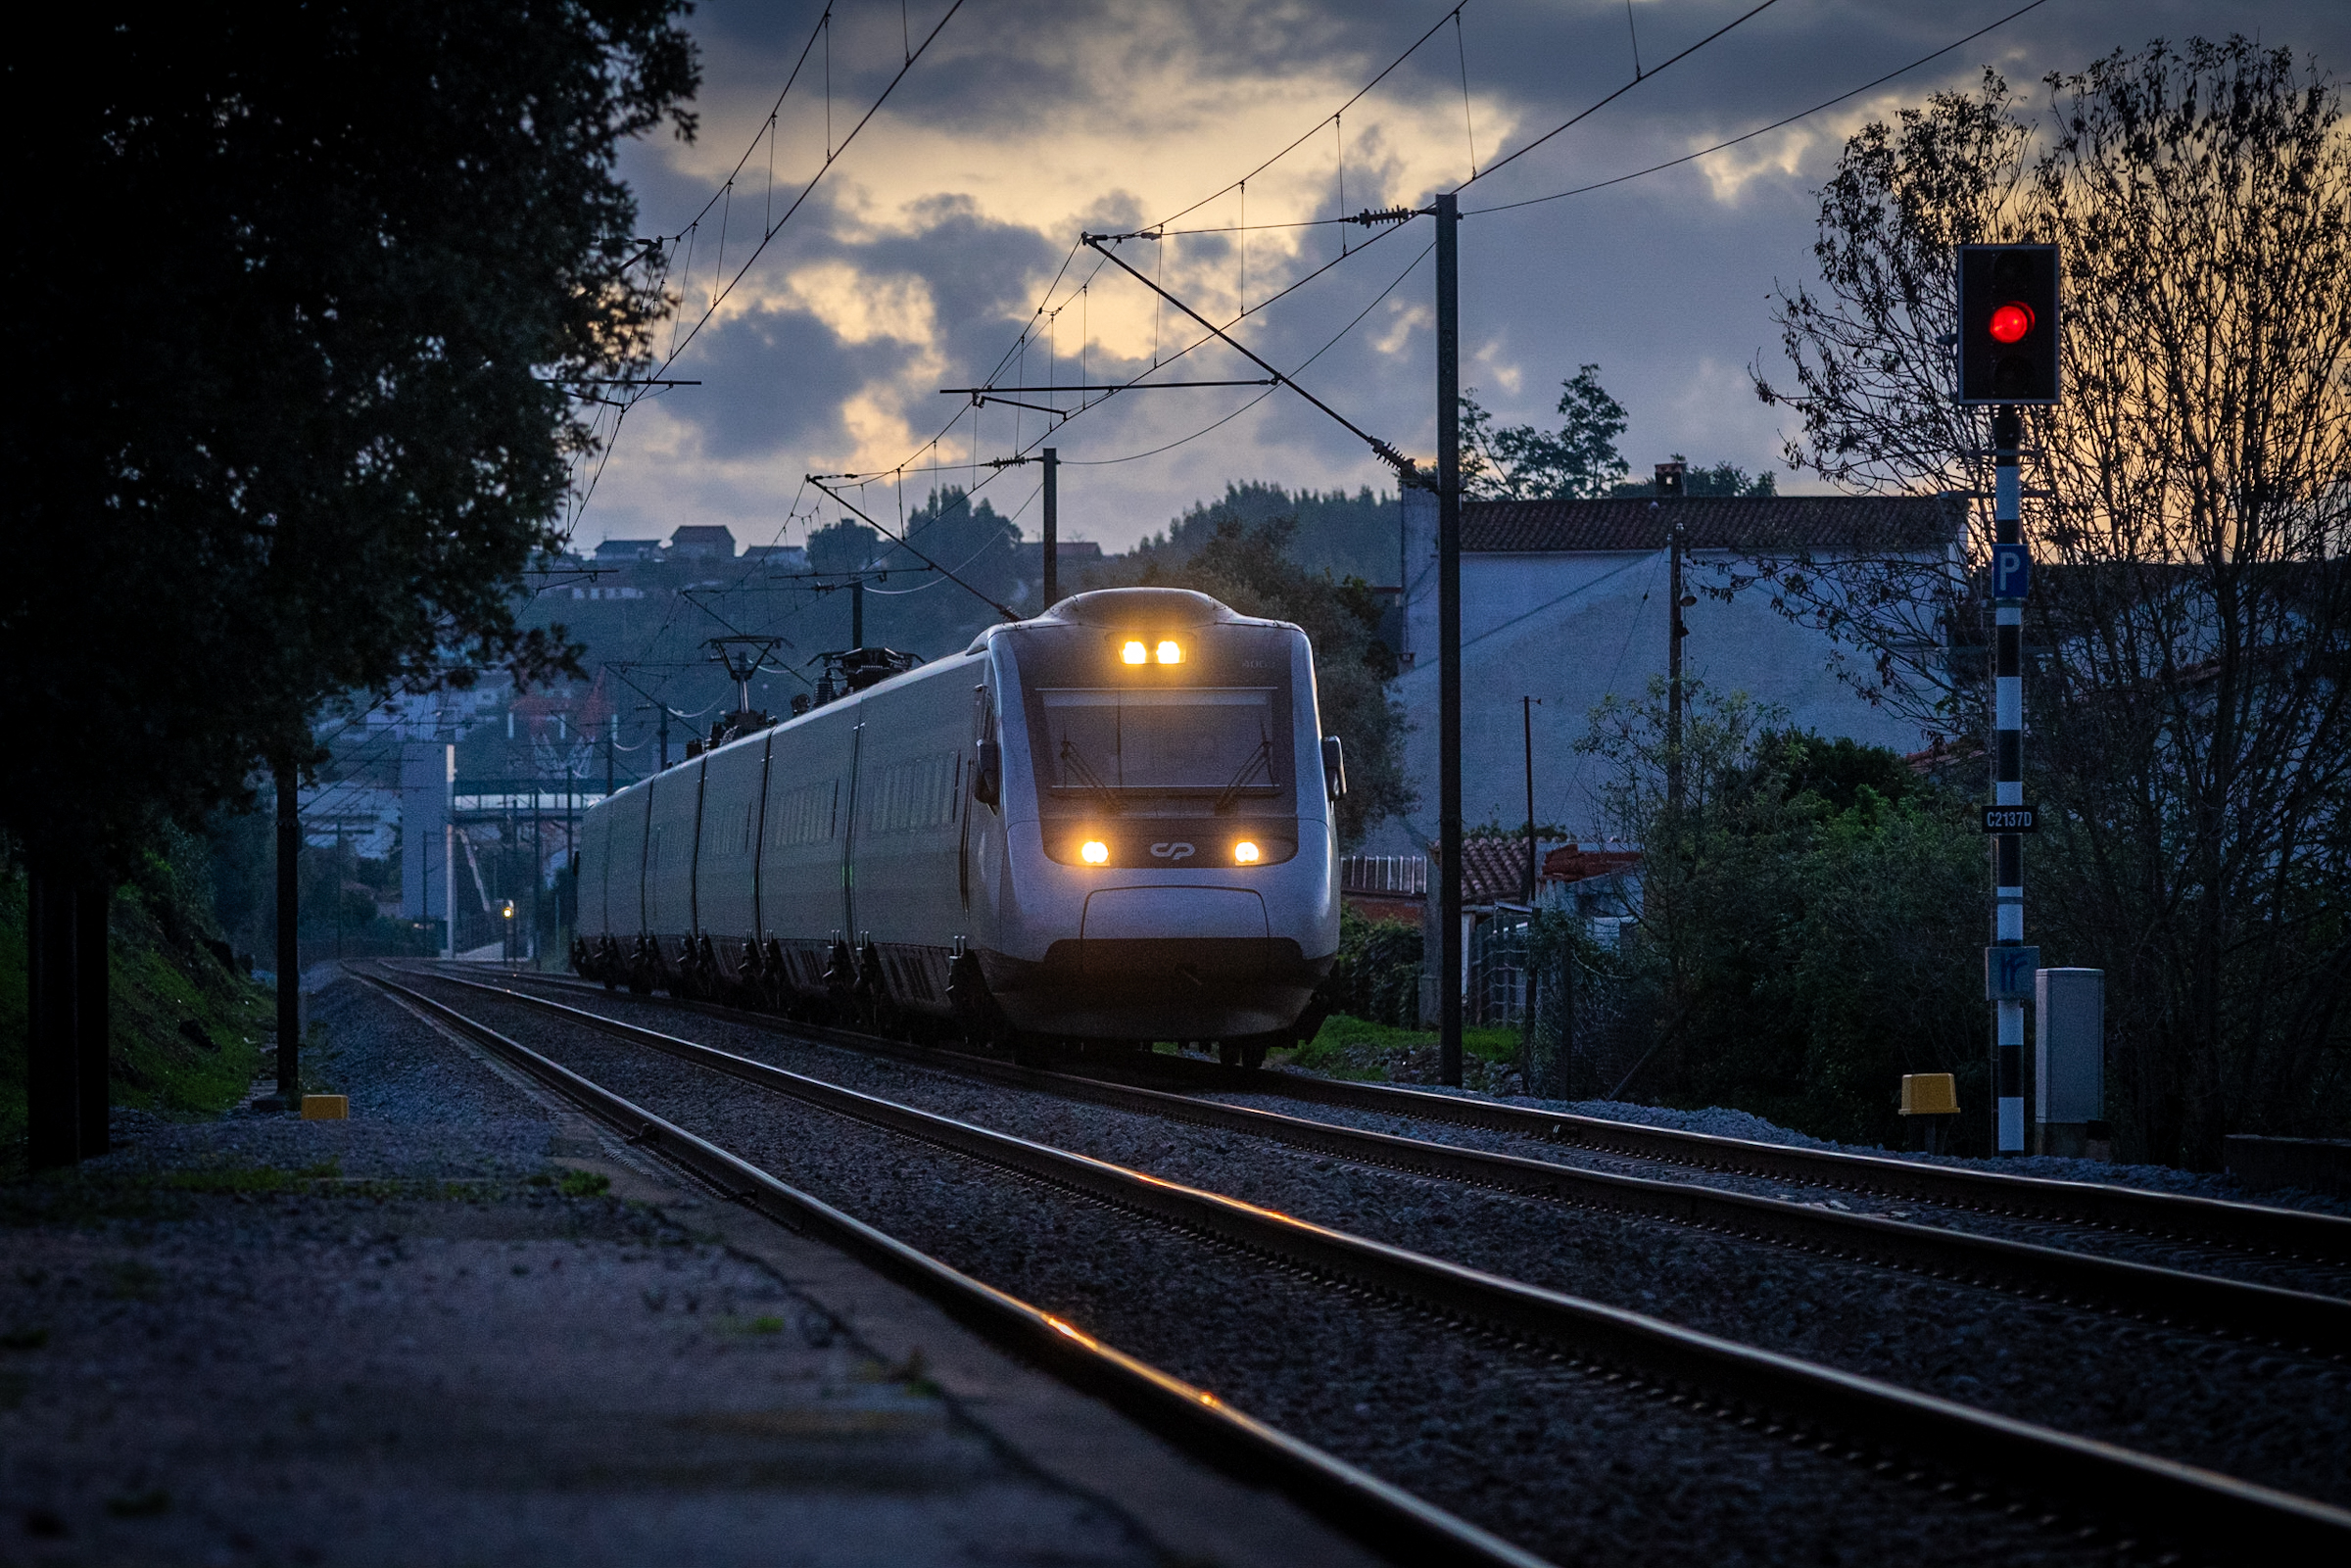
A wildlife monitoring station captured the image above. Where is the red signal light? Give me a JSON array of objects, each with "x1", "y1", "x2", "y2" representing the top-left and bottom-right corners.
[{"x1": 1989, "y1": 302, "x2": 2034, "y2": 344}]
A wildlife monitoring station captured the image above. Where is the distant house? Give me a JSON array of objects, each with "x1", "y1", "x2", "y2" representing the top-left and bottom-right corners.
[
  {"x1": 594, "y1": 538, "x2": 662, "y2": 564},
  {"x1": 1367, "y1": 490, "x2": 1965, "y2": 859},
  {"x1": 667, "y1": 525, "x2": 739, "y2": 562}
]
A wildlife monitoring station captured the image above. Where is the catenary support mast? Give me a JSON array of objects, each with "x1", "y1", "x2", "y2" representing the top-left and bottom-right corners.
[{"x1": 1435, "y1": 193, "x2": 1463, "y2": 1087}]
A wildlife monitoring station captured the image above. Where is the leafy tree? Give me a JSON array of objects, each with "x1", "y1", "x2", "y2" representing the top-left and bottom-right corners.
[
  {"x1": 1609, "y1": 457, "x2": 1777, "y2": 499},
  {"x1": 4, "y1": 3, "x2": 698, "y2": 881},
  {"x1": 807, "y1": 520, "x2": 885, "y2": 577},
  {"x1": 1086, "y1": 517, "x2": 1413, "y2": 847},
  {"x1": 1460, "y1": 365, "x2": 1631, "y2": 499},
  {"x1": 1132, "y1": 482, "x2": 1402, "y2": 584},
  {"x1": 1575, "y1": 682, "x2": 1985, "y2": 1146},
  {"x1": 1749, "y1": 39, "x2": 2351, "y2": 1164}
]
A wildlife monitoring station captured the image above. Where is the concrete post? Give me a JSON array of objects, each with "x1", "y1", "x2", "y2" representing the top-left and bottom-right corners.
[{"x1": 2034, "y1": 967, "x2": 2105, "y2": 1158}]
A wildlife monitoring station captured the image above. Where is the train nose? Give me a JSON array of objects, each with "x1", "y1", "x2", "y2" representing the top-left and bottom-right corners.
[
  {"x1": 1078, "y1": 886, "x2": 1269, "y2": 982},
  {"x1": 1080, "y1": 887, "x2": 1267, "y2": 942}
]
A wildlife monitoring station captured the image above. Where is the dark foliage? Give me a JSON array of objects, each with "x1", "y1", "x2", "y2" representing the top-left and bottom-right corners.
[
  {"x1": 1324, "y1": 906, "x2": 1424, "y2": 1028},
  {"x1": 4, "y1": 3, "x2": 699, "y2": 879},
  {"x1": 1751, "y1": 39, "x2": 2351, "y2": 1164}
]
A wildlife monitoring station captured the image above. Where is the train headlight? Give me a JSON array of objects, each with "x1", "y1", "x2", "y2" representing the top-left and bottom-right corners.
[
  {"x1": 1080, "y1": 839, "x2": 1111, "y2": 865},
  {"x1": 1232, "y1": 840, "x2": 1261, "y2": 865},
  {"x1": 1121, "y1": 641, "x2": 1148, "y2": 665},
  {"x1": 1155, "y1": 640, "x2": 1182, "y2": 665}
]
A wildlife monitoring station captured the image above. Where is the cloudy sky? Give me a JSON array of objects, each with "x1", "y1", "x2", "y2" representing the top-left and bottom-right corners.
[{"x1": 570, "y1": 0, "x2": 2351, "y2": 560}]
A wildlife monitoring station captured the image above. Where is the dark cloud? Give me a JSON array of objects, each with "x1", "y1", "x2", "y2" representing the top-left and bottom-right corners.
[{"x1": 587, "y1": 0, "x2": 2351, "y2": 548}]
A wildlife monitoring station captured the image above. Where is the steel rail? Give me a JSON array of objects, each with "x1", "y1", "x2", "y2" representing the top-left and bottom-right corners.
[
  {"x1": 356, "y1": 971, "x2": 1549, "y2": 1568},
  {"x1": 444, "y1": 966, "x2": 2351, "y2": 1267},
  {"x1": 426, "y1": 971, "x2": 2347, "y2": 1352},
  {"x1": 395, "y1": 971, "x2": 2351, "y2": 1559},
  {"x1": 1202, "y1": 1063, "x2": 2351, "y2": 1265}
]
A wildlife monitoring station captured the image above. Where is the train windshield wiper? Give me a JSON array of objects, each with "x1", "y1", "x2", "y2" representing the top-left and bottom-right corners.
[
  {"x1": 1212, "y1": 736, "x2": 1273, "y2": 814},
  {"x1": 1059, "y1": 736, "x2": 1124, "y2": 814}
]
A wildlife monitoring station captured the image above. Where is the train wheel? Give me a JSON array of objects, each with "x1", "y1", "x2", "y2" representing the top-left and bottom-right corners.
[
  {"x1": 1012, "y1": 1034, "x2": 1052, "y2": 1069},
  {"x1": 1218, "y1": 1040, "x2": 1241, "y2": 1069},
  {"x1": 1241, "y1": 1037, "x2": 1270, "y2": 1071}
]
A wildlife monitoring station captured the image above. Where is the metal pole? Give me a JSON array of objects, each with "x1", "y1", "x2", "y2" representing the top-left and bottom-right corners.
[
  {"x1": 1042, "y1": 447, "x2": 1059, "y2": 611},
  {"x1": 1436, "y1": 191, "x2": 1463, "y2": 1088},
  {"x1": 1522, "y1": 696, "x2": 1540, "y2": 902},
  {"x1": 274, "y1": 760, "x2": 300, "y2": 1106},
  {"x1": 1666, "y1": 518, "x2": 1686, "y2": 815},
  {"x1": 851, "y1": 575, "x2": 865, "y2": 648},
  {"x1": 1991, "y1": 404, "x2": 2027, "y2": 1154}
]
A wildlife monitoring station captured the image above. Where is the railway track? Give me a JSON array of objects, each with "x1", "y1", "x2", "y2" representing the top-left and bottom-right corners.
[
  {"x1": 432, "y1": 966, "x2": 2351, "y2": 1351},
  {"x1": 374, "y1": 967, "x2": 2351, "y2": 1562}
]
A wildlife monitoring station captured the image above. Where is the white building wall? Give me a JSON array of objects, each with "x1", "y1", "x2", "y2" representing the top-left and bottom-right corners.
[{"x1": 1370, "y1": 489, "x2": 1926, "y2": 856}]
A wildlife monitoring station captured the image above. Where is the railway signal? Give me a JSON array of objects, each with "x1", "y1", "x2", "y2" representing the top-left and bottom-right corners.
[
  {"x1": 1957, "y1": 244, "x2": 2059, "y2": 405},
  {"x1": 1959, "y1": 242, "x2": 2061, "y2": 1152}
]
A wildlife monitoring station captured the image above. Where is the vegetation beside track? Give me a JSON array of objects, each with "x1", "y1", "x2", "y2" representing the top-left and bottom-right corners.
[{"x1": 0, "y1": 834, "x2": 269, "y2": 1173}]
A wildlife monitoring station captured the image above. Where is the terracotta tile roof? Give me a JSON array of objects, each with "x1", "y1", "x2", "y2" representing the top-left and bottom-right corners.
[
  {"x1": 1463, "y1": 495, "x2": 1965, "y2": 554},
  {"x1": 1542, "y1": 844, "x2": 1644, "y2": 883}
]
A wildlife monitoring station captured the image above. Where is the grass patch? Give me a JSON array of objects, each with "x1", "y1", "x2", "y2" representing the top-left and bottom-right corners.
[
  {"x1": 556, "y1": 1169, "x2": 610, "y2": 1199},
  {"x1": 1271, "y1": 1013, "x2": 1524, "y2": 1091}
]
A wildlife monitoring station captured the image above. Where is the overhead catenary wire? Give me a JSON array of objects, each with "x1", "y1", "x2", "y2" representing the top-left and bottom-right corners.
[{"x1": 1462, "y1": 0, "x2": 2059, "y2": 216}]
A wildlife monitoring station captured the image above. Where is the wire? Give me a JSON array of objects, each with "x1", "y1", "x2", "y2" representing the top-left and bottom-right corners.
[
  {"x1": 1151, "y1": 3, "x2": 1469, "y2": 232},
  {"x1": 1070, "y1": 236, "x2": 1435, "y2": 467},
  {"x1": 1463, "y1": 0, "x2": 2057, "y2": 215},
  {"x1": 1457, "y1": 0, "x2": 1785, "y2": 192}
]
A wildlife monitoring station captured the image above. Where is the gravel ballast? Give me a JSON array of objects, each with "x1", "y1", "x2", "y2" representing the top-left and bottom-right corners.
[{"x1": 420, "y1": 974, "x2": 2232, "y2": 1566}]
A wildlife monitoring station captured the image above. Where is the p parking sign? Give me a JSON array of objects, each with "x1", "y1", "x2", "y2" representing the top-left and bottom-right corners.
[{"x1": 1991, "y1": 542, "x2": 2031, "y2": 599}]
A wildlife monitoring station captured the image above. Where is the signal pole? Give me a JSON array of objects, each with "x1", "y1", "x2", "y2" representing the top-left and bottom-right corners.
[
  {"x1": 1436, "y1": 192, "x2": 1463, "y2": 1088},
  {"x1": 1958, "y1": 243, "x2": 2057, "y2": 1157},
  {"x1": 1991, "y1": 404, "x2": 2028, "y2": 1153},
  {"x1": 1042, "y1": 448, "x2": 1060, "y2": 610}
]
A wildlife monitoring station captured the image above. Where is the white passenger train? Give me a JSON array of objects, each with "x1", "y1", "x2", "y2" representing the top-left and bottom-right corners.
[{"x1": 571, "y1": 588, "x2": 1345, "y2": 1067}]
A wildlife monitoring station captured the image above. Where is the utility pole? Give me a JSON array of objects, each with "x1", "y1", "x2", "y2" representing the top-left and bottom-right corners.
[
  {"x1": 1436, "y1": 191, "x2": 1463, "y2": 1088},
  {"x1": 1041, "y1": 447, "x2": 1060, "y2": 611},
  {"x1": 1522, "y1": 696, "x2": 1542, "y2": 903},
  {"x1": 850, "y1": 574, "x2": 865, "y2": 649},
  {"x1": 1666, "y1": 515, "x2": 1688, "y2": 815},
  {"x1": 273, "y1": 760, "x2": 300, "y2": 1109},
  {"x1": 605, "y1": 714, "x2": 616, "y2": 797}
]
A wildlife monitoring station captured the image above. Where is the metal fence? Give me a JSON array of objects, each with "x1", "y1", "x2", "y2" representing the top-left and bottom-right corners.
[{"x1": 1468, "y1": 910, "x2": 1532, "y2": 1026}]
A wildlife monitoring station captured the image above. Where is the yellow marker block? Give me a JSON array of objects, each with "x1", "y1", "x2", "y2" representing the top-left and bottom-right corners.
[
  {"x1": 1898, "y1": 1073, "x2": 1959, "y2": 1116},
  {"x1": 301, "y1": 1094, "x2": 349, "y2": 1120}
]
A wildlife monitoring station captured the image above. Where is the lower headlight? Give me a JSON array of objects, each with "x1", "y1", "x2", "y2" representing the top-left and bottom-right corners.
[
  {"x1": 1080, "y1": 839, "x2": 1110, "y2": 865},
  {"x1": 1232, "y1": 840, "x2": 1261, "y2": 865}
]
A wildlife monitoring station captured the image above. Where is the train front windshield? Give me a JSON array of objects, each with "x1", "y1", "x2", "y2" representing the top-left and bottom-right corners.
[{"x1": 1038, "y1": 689, "x2": 1279, "y2": 800}]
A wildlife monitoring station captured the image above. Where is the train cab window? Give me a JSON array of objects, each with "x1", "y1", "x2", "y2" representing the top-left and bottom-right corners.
[{"x1": 1036, "y1": 689, "x2": 1281, "y2": 803}]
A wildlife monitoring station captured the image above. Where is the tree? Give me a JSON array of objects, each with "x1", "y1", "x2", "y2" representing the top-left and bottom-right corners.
[
  {"x1": 1461, "y1": 365, "x2": 1631, "y2": 499},
  {"x1": 4, "y1": 3, "x2": 699, "y2": 880},
  {"x1": 807, "y1": 520, "x2": 885, "y2": 578},
  {"x1": 1750, "y1": 39, "x2": 2351, "y2": 1164},
  {"x1": 1576, "y1": 682, "x2": 1986, "y2": 1146},
  {"x1": 1087, "y1": 517, "x2": 1414, "y2": 847}
]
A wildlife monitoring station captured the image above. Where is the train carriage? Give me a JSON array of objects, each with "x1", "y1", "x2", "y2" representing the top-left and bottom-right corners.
[{"x1": 572, "y1": 587, "x2": 1343, "y2": 1065}]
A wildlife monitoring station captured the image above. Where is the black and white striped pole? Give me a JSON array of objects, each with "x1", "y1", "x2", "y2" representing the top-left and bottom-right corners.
[
  {"x1": 1988, "y1": 406, "x2": 2031, "y2": 1155},
  {"x1": 1957, "y1": 243, "x2": 2060, "y2": 1157}
]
